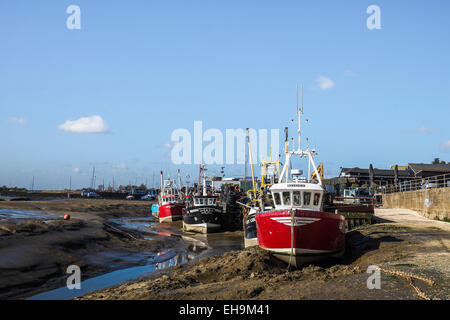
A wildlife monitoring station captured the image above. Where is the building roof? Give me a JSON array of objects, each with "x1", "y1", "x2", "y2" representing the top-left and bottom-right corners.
[
  {"x1": 408, "y1": 163, "x2": 450, "y2": 173},
  {"x1": 340, "y1": 167, "x2": 412, "y2": 178}
]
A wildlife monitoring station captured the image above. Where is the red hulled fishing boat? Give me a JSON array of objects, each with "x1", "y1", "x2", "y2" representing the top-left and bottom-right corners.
[
  {"x1": 157, "y1": 170, "x2": 185, "y2": 223},
  {"x1": 255, "y1": 86, "x2": 345, "y2": 267}
]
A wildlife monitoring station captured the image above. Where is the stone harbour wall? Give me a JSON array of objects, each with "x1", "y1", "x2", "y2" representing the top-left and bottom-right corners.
[{"x1": 382, "y1": 187, "x2": 450, "y2": 220}]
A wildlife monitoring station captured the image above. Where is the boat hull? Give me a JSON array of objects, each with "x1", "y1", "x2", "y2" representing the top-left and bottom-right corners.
[
  {"x1": 243, "y1": 213, "x2": 258, "y2": 247},
  {"x1": 151, "y1": 204, "x2": 159, "y2": 218},
  {"x1": 256, "y1": 209, "x2": 345, "y2": 267},
  {"x1": 183, "y1": 206, "x2": 223, "y2": 233},
  {"x1": 158, "y1": 203, "x2": 184, "y2": 223}
]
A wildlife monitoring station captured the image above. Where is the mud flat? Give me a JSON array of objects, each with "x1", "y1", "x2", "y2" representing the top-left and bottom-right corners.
[
  {"x1": 0, "y1": 199, "x2": 183, "y2": 299},
  {"x1": 80, "y1": 209, "x2": 450, "y2": 300},
  {"x1": 0, "y1": 199, "x2": 154, "y2": 219}
]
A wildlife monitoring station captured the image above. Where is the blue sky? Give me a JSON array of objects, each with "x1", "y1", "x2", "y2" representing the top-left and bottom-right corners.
[{"x1": 1, "y1": 0, "x2": 449, "y2": 189}]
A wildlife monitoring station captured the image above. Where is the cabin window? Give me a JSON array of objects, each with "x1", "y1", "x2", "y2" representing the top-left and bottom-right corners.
[
  {"x1": 293, "y1": 191, "x2": 301, "y2": 206},
  {"x1": 303, "y1": 192, "x2": 311, "y2": 206},
  {"x1": 314, "y1": 193, "x2": 320, "y2": 206},
  {"x1": 194, "y1": 198, "x2": 198, "y2": 205},
  {"x1": 282, "y1": 192, "x2": 291, "y2": 206},
  {"x1": 274, "y1": 192, "x2": 281, "y2": 205}
]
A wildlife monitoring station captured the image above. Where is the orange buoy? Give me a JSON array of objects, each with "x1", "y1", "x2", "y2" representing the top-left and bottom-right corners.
[{"x1": 64, "y1": 214, "x2": 70, "y2": 220}]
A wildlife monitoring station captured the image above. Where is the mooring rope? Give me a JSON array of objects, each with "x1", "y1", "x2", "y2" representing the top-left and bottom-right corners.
[
  {"x1": 380, "y1": 268, "x2": 435, "y2": 286},
  {"x1": 287, "y1": 208, "x2": 294, "y2": 271},
  {"x1": 380, "y1": 267, "x2": 438, "y2": 300}
]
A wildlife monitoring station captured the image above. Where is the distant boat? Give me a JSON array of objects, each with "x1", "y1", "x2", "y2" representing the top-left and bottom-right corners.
[{"x1": 158, "y1": 170, "x2": 184, "y2": 223}]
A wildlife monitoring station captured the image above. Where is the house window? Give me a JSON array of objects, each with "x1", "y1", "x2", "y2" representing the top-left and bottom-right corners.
[
  {"x1": 313, "y1": 193, "x2": 320, "y2": 206},
  {"x1": 303, "y1": 192, "x2": 311, "y2": 206},
  {"x1": 293, "y1": 191, "x2": 301, "y2": 206},
  {"x1": 282, "y1": 192, "x2": 291, "y2": 206}
]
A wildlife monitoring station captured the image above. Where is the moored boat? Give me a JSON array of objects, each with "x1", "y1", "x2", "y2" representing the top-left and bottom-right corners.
[
  {"x1": 183, "y1": 195, "x2": 223, "y2": 233},
  {"x1": 255, "y1": 86, "x2": 345, "y2": 267},
  {"x1": 242, "y1": 128, "x2": 281, "y2": 248},
  {"x1": 183, "y1": 165, "x2": 223, "y2": 233},
  {"x1": 158, "y1": 170, "x2": 185, "y2": 223}
]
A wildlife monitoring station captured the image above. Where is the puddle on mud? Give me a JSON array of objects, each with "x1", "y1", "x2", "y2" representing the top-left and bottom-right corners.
[
  {"x1": 27, "y1": 249, "x2": 192, "y2": 300},
  {"x1": 0, "y1": 209, "x2": 55, "y2": 221},
  {"x1": 26, "y1": 215, "x2": 242, "y2": 300}
]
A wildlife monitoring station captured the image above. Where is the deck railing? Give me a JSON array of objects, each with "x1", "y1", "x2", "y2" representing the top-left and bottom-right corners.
[{"x1": 379, "y1": 173, "x2": 450, "y2": 194}]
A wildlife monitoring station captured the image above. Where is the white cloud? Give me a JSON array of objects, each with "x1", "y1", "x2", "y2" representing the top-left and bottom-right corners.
[
  {"x1": 113, "y1": 163, "x2": 127, "y2": 169},
  {"x1": 344, "y1": 70, "x2": 357, "y2": 77},
  {"x1": 440, "y1": 140, "x2": 450, "y2": 152},
  {"x1": 418, "y1": 126, "x2": 439, "y2": 134},
  {"x1": 58, "y1": 115, "x2": 109, "y2": 133},
  {"x1": 73, "y1": 168, "x2": 80, "y2": 173},
  {"x1": 316, "y1": 76, "x2": 335, "y2": 90},
  {"x1": 7, "y1": 117, "x2": 26, "y2": 125}
]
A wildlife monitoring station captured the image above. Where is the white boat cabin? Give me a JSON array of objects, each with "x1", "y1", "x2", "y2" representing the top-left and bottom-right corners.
[
  {"x1": 161, "y1": 180, "x2": 182, "y2": 204},
  {"x1": 192, "y1": 196, "x2": 219, "y2": 207},
  {"x1": 270, "y1": 182, "x2": 324, "y2": 211}
]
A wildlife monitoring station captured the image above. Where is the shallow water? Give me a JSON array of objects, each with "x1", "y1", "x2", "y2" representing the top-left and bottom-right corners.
[
  {"x1": 25, "y1": 215, "x2": 242, "y2": 300},
  {"x1": 27, "y1": 249, "x2": 191, "y2": 300},
  {"x1": 0, "y1": 209, "x2": 55, "y2": 221}
]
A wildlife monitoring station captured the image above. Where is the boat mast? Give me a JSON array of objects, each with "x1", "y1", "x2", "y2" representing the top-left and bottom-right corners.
[
  {"x1": 246, "y1": 128, "x2": 257, "y2": 199},
  {"x1": 278, "y1": 84, "x2": 323, "y2": 185},
  {"x1": 177, "y1": 169, "x2": 182, "y2": 191},
  {"x1": 280, "y1": 127, "x2": 290, "y2": 183},
  {"x1": 197, "y1": 164, "x2": 204, "y2": 195},
  {"x1": 202, "y1": 175, "x2": 207, "y2": 196}
]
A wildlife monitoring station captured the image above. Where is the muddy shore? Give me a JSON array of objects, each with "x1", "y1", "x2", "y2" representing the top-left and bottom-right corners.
[
  {"x1": 79, "y1": 211, "x2": 450, "y2": 300},
  {"x1": 0, "y1": 199, "x2": 185, "y2": 299},
  {"x1": 1, "y1": 200, "x2": 448, "y2": 300}
]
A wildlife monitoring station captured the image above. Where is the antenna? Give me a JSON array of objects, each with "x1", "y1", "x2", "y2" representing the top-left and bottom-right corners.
[
  {"x1": 177, "y1": 169, "x2": 182, "y2": 190},
  {"x1": 90, "y1": 167, "x2": 95, "y2": 189},
  {"x1": 244, "y1": 130, "x2": 248, "y2": 180},
  {"x1": 297, "y1": 84, "x2": 303, "y2": 151}
]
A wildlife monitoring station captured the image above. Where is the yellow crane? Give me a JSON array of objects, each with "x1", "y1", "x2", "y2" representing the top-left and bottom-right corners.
[{"x1": 311, "y1": 162, "x2": 324, "y2": 182}]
